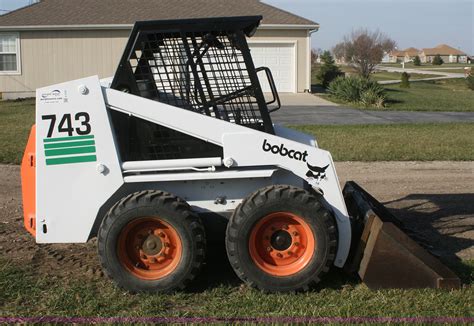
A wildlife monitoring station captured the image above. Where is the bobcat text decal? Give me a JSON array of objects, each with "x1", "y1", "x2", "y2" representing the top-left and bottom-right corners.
[
  {"x1": 262, "y1": 139, "x2": 329, "y2": 183},
  {"x1": 262, "y1": 139, "x2": 308, "y2": 162}
]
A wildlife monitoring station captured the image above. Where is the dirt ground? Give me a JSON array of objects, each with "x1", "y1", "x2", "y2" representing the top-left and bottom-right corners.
[{"x1": 1, "y1": 161, "x2": 473, "y2": 282}]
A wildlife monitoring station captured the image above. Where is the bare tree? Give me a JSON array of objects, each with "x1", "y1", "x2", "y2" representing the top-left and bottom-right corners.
[{"x1": 334, "y1": 29, "x2": 396, "y2": 78}]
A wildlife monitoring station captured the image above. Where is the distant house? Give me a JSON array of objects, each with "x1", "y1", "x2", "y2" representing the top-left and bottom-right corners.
[
  {"x1": 402, "y1": 47, "x2": 420, "y2": 62},
  {"x1": 387, "y1": 47, "x2": 420, "y2": 63},
  {"x1": 387, "y1": 50, "x2": 403, "y2": 63},
  {"x1": 419, "y1": 44, "x2": 468, "y2": 63}
]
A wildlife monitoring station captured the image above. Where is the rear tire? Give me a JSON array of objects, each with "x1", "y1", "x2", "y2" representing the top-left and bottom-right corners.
[
  {"x1": 225, "y1": 185, "x2": 337, "y2": 292},
  {"x1": 98, "y1": 190, "x2": 205, "y2": 293}
]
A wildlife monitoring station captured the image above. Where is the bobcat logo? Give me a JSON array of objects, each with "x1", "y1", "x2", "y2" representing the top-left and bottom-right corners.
[{"x1": 306, "y1": 163, "x2": 329, "y2": 181}]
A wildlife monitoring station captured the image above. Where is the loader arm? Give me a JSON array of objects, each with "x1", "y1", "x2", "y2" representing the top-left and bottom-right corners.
[{"x1": 104, "y1": 87, "x2": 352, "y2": 267}]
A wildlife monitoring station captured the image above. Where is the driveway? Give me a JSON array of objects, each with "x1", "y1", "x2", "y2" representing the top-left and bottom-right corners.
[{"x1": 271, "y1": 93, "x2": 474, "y2": 125}]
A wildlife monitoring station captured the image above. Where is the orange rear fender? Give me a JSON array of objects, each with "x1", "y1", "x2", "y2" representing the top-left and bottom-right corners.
[{"x1": 21, "y1": 125, "x2": 36, "y2": 237}]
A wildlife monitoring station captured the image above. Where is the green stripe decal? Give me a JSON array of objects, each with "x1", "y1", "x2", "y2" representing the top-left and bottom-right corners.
[
  {"x1": 46, "y1": 155, "x2": 97, "y2": 166},
  {"x1": 43, "y1": 135, "x2": 94, "y2": 143},
  {"x1": 44, "y1": 140, "x2": 95, "y2": 149},
  {"x1": 43, "y1": 135, "x2": 97, "y2": 166},
  {"x1": 45, "y1": 146, "x2": 96, "y2": 157}
]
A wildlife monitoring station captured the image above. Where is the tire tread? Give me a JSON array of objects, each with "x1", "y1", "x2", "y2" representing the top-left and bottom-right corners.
[
  {"x1": 226, "y1": 185, "x2": 337, "y2": 292},
  {"x1": 98, "y1": 190, "x2": 205, "y2": 293}
]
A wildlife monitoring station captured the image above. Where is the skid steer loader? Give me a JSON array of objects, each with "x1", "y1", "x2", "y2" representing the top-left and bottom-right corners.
[{"x1": 21, "y1": 16, "x2": 460, "y2": 292}]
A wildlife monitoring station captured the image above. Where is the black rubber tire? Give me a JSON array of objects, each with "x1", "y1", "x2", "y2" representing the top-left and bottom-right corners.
[
  {"x1": 98, "y1": 190, "x2": 205, "y2": 293},
  {"x1": 225, "y1": 185, "x2": 337, "y2": 292}
]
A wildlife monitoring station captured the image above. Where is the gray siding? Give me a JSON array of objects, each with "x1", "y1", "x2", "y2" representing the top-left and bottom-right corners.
[{"x1": 0, "y1": 28, "x2": 310, "y2": 98}]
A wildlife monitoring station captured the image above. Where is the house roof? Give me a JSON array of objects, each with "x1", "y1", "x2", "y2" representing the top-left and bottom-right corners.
[
  {"x1": 390, "y1": 50, "x2": 405, "y2": 57},
  {"x1": 391, "y1": 47, "x2": 420, "y2": 57},
  {"x1": 422, "y1": 44, "x2": 466, "y2": 56},
  {"x1": 404, "y1": 47, "x2": 420, "y2": 56},
  {"x1": 0, "y1": 0, "x2": 318, "y2": 29}
]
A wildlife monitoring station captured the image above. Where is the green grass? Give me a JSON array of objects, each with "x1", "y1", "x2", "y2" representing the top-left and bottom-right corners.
[
  {"x1": 370, "y1": 71, "x2": 441, "y2": 81},
  {"x1": 0, "y1": 99, "x2": 473, "y2": 163},
  {"x1": 1, "y1": 258, "x2": 472, "y2": 318},
  {"x1": 312, "y1": 64, "x2": 441, "y2": 85},
  {"x1": 427, "y1": 68, "x2": 467, "y2": 74},
  {"x1": 294, "y1": 123, "x2": 474, "y2": 161},
  {"x1": 380, "y1": 63, "x2": 474, "y2": 69},
  {"x1": 321, "y1": 78, "x2": 474, "y2": 112},
  {"x1": 0, "y1": 98, "x2": 35, "y2": 164},
  {"x1": 383, "y1": 79, "x2": 474, "y2": 111}
]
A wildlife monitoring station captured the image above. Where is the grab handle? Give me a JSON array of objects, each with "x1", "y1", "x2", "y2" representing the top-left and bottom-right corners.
[{"x1": 256, "y1": 67, "x2": 281, "y2": 113}]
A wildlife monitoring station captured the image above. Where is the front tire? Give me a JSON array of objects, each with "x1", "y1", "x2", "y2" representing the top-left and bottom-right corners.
[
  {"x1": 98, "y1": 190, "x2": 205, "y2": 293},
  {"x1": 226, "y1": 185, "x2": 337, "y2": 292}
]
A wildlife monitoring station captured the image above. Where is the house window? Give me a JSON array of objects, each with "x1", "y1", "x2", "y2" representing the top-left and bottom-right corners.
[{"x1": 0, "y1": 33, "x2": 20, "y2": 74}]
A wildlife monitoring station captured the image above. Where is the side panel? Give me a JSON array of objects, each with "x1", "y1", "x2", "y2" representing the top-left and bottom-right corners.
[
  {"x1": 104, "y1": 89, "x2": 351, "y2": 267},
  {"x1": 223, "y1": 133, "x2": 351, "y2": 267},
  {"x1": 35, "y1": 76, "x2": 124, "y2": 243}
]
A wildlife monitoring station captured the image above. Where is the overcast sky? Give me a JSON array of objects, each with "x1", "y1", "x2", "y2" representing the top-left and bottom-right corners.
[
  {"x1": 0, "y1": 0, "x2": 32, "y2": 14},
  {"x1": 1, "y1": 0, "x2": 473, "y2": 53},
  {"x1": 264, "y1": 0, "x2": 473, "y2": 54}
]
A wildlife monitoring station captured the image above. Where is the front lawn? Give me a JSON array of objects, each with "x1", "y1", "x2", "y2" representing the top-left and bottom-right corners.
[
  {"x1": 1, "y1": 99, "x2": 474, "y2": 164},
  {"x1": 295, "y1": 123, "x2": 474, "y2": 161},
  {"x1": 312, "y1": 64, "x2": 441, "y2": 84},
  {"x1": 370, "y1": 71, "x2": 441, "y2": 82},
  {"x1": 427, "y1": 68, "x2": 467, "y2": 74},
  {"x1": 380, "y1": 63, "x2": 474, "y2": 69},
  {"x1": 0, "y1": 99, "x2": 35, "y2": 164},
  {"x1": 321, "y1": 78, "x2": 474, "y2": 112},
  {"x1": 383, "y1": 79, "x2": 474, "y2": 111}
]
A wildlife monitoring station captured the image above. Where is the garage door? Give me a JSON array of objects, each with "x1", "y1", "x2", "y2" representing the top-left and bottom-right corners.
[{"x1": 249, "y1": 43, "x2": 296, "y2": 93}]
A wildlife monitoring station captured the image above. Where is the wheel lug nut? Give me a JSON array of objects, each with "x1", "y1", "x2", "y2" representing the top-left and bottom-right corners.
[
  {"x1": 141, "y1": 254, "x2": 147, "y2": 259},
  {"x1": 150, "y1": 258, "x2": 157, "y2": 263},
  {"x1": 164, "y1": 243, "x2": 170, "y2": 248},
  {"x1": 276, "y1": 253, "x2": 283, "y2": 258},
  {"x1": 293, "y1": 231, "x2": 298, "y2": 236},
  {"x1": 294, "y1": 242, "x2": 300, "y2": 246},
  {"x1": 288, "y1": 251, "x2": 293, "y2": 256},
  {"x1": 159, "y1": 232, "x2": 165, "y2": 238}
]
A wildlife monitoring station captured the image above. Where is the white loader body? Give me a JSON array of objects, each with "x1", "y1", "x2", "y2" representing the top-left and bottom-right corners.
[
  {"x1": 34, "y1": 76, "x2": 351, "y2": 267},
  {"x1": 23, "y1": 16, "x2": 461, "y2": 292}
]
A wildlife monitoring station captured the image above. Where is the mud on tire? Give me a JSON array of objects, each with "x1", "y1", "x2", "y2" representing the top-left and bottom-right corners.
[
  {"x1": 225, "y1": 185, "x2": 337, "y2": 292},
  {"x1": 98, "y1": 190, "x2": 205, "y2": 293}
]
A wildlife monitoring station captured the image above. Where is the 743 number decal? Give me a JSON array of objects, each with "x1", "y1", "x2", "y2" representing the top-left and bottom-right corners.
[{"x1": 42, "y1": 112, "x2": 91, "y2": 138}]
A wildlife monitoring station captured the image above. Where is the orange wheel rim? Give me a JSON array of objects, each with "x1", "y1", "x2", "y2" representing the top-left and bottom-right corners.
[
  {"x1": 117, "y1": 217, "x2": 182, "y2": 280},
  {"x1": 249, "y1": 212, "x2": 315, "y2": 276}
]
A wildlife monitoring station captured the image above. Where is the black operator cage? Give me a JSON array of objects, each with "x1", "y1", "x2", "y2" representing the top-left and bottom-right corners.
[{"x1": 110, "y1": 16, "x2": 280, "y2": 162}]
